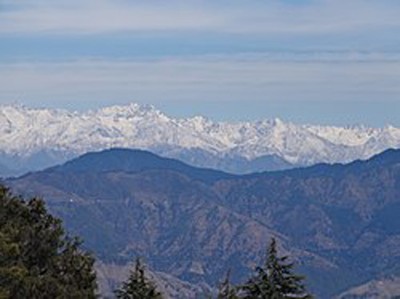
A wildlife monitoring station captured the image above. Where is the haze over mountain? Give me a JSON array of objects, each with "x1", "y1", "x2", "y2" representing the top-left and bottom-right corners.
[
  {"x1": 0, "y1": 103, "x2": 399, "y2": 177},
  {"x1": 6, "y1": 147, "x2": 400, "y2": 298}
]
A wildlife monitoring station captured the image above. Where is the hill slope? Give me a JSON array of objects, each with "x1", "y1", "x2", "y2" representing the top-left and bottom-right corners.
[
  {"x1": 48, "y1": 148, "x2": 233, "y2": 184},
  {"x1": 6, "y1": 148, "x2": 400, "y2": 297}
]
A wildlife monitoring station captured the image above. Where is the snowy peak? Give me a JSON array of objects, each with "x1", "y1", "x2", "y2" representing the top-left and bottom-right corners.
[
  {"x1": 0, "y1": 103, "x2": 399, "y2": 173},
  {"x1": 95, "y1": 103, "x2": 164, "y2": 119}
]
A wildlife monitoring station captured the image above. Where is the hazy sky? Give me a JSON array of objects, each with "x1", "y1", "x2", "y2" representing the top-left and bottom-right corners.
[{"x1": 1, "y1": 0, "x2": 399, "y2": 126}]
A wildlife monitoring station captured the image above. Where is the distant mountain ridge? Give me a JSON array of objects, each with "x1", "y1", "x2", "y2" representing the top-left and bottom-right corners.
[
  {"x1": 0, "y1": 103, "x2": 399, "y2": 176},
  {"x1": 49, "y1": 148, "x2": 234, "y2": 184},
  {"x1": 6, "y1": 147, "x2": 400, "y2": 298}
]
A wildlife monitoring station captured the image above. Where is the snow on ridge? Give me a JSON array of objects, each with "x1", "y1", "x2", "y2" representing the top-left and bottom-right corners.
[{"x1": 0, "y1": 103, "x2": 399, "y2": 165}]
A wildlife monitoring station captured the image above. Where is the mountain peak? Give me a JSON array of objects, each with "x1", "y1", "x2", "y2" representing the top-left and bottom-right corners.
[
  {"x1": 95, "y1": 103, "x2": 161, "y2": 117},
  {"x1": 51, "y1": 147, "x2": 233, "y2": 183},
  {"x1": 0, "y1": 103, "x2": 399, "y2": 174}
]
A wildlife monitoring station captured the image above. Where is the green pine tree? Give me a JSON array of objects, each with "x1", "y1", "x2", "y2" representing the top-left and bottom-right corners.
[
  {"x1": 115, "y1": 257, "x2": 163, "y2": 299},
  {"x1": 0, "y1": 185, "x2": 97, "y2": 299},
  {"x1": 241, "y1": 238, "x2": 313, "y2": 299},
  {"x1": 217, "y1": 270, "x2": 239, "y2": 299}
]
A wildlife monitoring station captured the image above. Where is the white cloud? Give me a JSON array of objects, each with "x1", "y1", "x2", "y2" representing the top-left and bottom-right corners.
[
  {"x1": 1, "y1": 0, "x2": 400, "y2": 35},
  {"x1": 1, "y1": 55, "x2": 399, "y2": 105},
  {"x1": 0, "y1": 0, "x2": 224, "y2": 34}
]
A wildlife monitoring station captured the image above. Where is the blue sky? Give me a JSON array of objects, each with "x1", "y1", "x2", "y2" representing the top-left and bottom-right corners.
[{"x1": 0, "y1": 0, "x2": 399, "y2": 126}]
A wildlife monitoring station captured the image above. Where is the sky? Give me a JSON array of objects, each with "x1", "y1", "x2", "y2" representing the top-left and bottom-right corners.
[{"x1": 0, "y1": 0, "x2": 399, "y2": 126}]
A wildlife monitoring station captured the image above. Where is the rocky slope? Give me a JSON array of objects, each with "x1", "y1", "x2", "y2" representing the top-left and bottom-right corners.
[
  {"x1": 337, "y1": 276, "x2": 400, "y2": 299},
  {"x1": 0, "y1": 103, "x2": 399, "y2": 176},
  {"x1": 5, "y1": 148, "x2": 400, "y2": 297},
  {"x1": 96, "y1": 261, "x2": 211, "y2": 299}
]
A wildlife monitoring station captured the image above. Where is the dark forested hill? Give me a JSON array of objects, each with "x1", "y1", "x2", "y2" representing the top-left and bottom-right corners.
[
  {"x1": 46, "y1": 148, "x2": 234, "y2": 183},
  {"x1": 6, "y1": 148, "x2": 400, "y2": 298}
]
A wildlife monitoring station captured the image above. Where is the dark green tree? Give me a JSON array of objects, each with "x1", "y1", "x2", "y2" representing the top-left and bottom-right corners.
[
  {"x1": 0, "y1": 185, "x2": 97, "y2": 299},
  {"x1": 241, "y1": 238, "x2": 312, "y2": 299},
  {"x1": 217, "y1": 270, "x2": 239, "y2": 299},
  {"x1": 115, "y1": 257, "x2": 163, "y2": 299}
]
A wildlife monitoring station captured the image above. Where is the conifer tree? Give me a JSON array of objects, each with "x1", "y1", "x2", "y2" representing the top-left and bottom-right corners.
[
  {"x1": 0, "y1": 185, "x2": 97, "y2": 299},
  {"x1": 115, "y1": 257, "x2": 163, "y2": 299},
  {"x1": 241, "y1": 238, "x2": 313, "y2": 299},
  {"x1": 217, "y1": 270, "x2": 239, "y2": 299}
]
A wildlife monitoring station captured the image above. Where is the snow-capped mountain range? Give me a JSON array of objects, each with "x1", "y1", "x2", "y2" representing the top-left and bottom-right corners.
[{"x1": 0, "y1": 103, "x2": 399, "y2": 175}]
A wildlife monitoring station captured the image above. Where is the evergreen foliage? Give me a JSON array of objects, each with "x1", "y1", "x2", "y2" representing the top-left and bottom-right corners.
[
  {"x1": 217, "y1": 270, "x2": 239, "y2": 299},
  {"x1": 241, "y1": 238, "x2": 313, "y2": 299},
  {"x1": 0, "y1": 185, "x2": 97, "y2": 299},
  {"x1": 115, "y1": 257, "x2": 163, "y2": 299}
]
